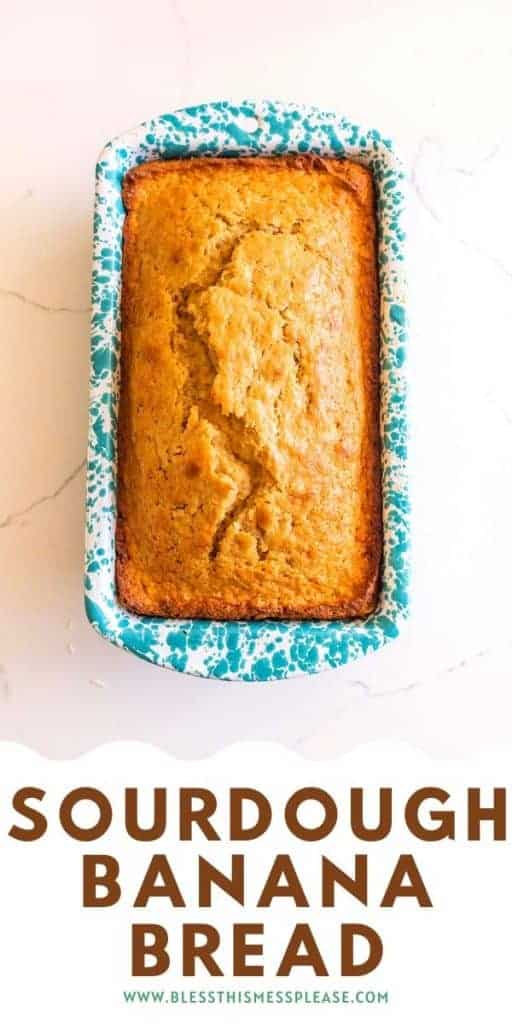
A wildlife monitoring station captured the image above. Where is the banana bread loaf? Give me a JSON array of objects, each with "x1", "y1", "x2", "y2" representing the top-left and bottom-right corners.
[{"x1": 116, "y1": 154, "x2": 381, "y2": 619}]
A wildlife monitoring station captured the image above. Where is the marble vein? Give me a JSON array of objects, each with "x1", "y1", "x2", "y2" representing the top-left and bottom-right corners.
[
  {"x1": 170, "y1": 0, "x2": 192, "y2": 75},
  {"x1": 0, "y1": 458, "x2": 86, "y2": 529},
  {"x1": 347, "y1": 678, "x2": 420, "y2": 698},
  {"x1": 485, "y1": 391, "x2": 512, "y2": 428},
  {"x1": 0, "y1": 287, "x2": 90, "y2": 314},
  {"x1": 453, "y1": 142, "x2": 501, "y2": 176},
  {"x1": 410, "y1": 137, "x2": 512, "y2": 282},
  {"x1": 348, "y1": 646, "x2": 494, "y2": 701},
  {"x1": 293, "y1": 648, "x2": 502, "y2": 752}
]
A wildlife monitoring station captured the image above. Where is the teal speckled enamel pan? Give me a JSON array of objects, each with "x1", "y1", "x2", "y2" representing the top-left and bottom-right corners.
[{"x1": 85, "y1": 100, "x2": 409, "y2": 681}]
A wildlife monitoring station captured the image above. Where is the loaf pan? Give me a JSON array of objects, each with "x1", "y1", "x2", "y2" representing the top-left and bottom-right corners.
[{"x1": 85, "y1": 100, "x2": 409, "y2": 681}]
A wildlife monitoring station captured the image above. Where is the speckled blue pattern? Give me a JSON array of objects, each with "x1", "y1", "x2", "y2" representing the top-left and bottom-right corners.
[{"x1": 85, "y1": 100, "x2": 409, "y2": 681}]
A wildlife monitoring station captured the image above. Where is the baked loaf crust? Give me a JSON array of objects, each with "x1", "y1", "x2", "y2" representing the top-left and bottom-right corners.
[{"x1": 117, "y1": 155, "x2": 381, "y2": 619}]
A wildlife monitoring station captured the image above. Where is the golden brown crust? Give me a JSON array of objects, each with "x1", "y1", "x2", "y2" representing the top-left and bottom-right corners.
[{"x1": 116, "y1": 154, "x2": 381, "y2": 620}]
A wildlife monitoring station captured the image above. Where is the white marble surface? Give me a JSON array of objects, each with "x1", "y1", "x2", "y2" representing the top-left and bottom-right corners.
[{"x1": 1, "y1": 0, "x2": 511, "y2": 758}]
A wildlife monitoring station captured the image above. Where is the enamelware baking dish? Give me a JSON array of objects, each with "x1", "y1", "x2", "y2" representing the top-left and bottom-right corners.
[{"x1": 85, "y1": 100, "x2": 409, "y2": 681}]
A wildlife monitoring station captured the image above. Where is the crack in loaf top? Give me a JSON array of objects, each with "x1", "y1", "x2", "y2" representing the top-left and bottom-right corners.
[{"x1": 116, "y1": 155, "x2": 381, "y2": 620}]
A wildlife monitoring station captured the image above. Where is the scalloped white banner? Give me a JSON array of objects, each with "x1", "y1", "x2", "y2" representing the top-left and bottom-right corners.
[{"x1": 0, "y1": 742, "x2": 509, "y2": 1022}]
